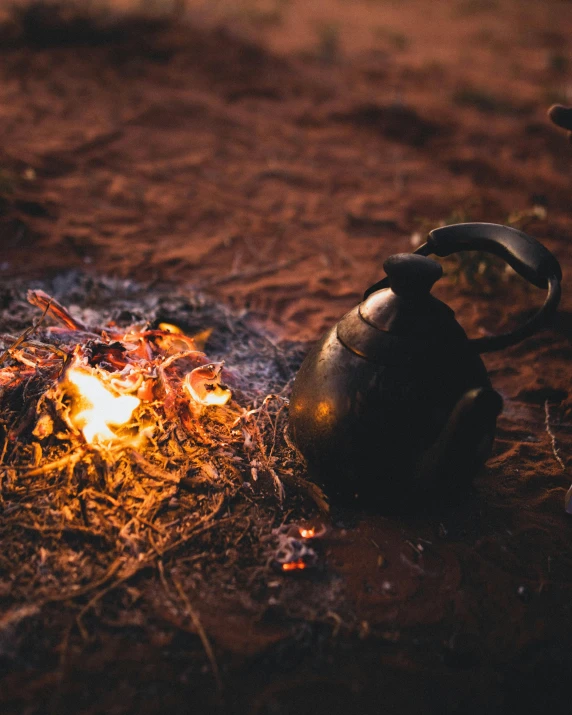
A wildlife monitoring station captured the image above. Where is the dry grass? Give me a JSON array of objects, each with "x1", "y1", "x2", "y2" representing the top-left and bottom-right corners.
[{"x1": 0, "y1": 274, "x2": 336, "y2": 704}]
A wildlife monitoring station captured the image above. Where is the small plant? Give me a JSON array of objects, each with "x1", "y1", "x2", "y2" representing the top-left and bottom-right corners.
[
  {"x1": 413, "y1": 205, "x2": 546, "y2": 295},
  {"x1": 507, "y1": 205, "x2": 547, "y2": 231}
]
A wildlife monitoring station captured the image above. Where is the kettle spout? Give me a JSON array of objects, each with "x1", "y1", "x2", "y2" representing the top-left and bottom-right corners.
[{"x1": 415, "y1": 388, "x2": 503, "y2": 496}]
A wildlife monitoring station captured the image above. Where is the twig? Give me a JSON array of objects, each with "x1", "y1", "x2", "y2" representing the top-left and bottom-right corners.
[
  {"x1": 75, "y1": 558, "x2": 154, "y2": 639},
  {"x1": 18, "y1": 449, "x2": 85, "y2": 478},
  {"x1": 172, "y1": 575, "x2": 223, "y2": 693},
  {"x1": 241, "y1": 405, "x2": 285, "y2": 503},
  {"x1": 0, "y1": 298, "x2": 52, "y2": 365},
  {"x1": 76, "y1": 461, "x2": 89, "y2": 527},
  {"x1": 128, "y1": 450, "x2": 181, "y2": 483},
  {"x1": 160, "y1": 493, "x2": 226, "y2": 556},
  {"x1": 85, "y1": 488, "x2": 166, "y2": 535},
  {"x1": 545, "y1": 400, "x2": 566, "y2": 470},
  {"x1": 27, "y1": 289, "x2": 88, "y2": 331},
  {"x1": 45, "y1": 557, "x2": 124, "y2": 603},
  {"x1": 11, "y1": 522, "x2": 108, "y2": 542},
  {"x1": 0, "y1": 426, "x2": 8, "y2": 466}
]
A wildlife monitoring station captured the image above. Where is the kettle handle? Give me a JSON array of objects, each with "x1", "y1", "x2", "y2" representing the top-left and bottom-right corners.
[{"x1": 364, "y1": 222, "x2": 562, "y2": 353}]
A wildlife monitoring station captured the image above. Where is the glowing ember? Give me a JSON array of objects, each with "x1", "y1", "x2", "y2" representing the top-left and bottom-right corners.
[
  {"x1": 299, "y1": 527, "x2": 316, "y2": 539},
  {"x1": 271, "y1": 523, "x2": 324, "y2": 573},
  {"x1": 282, "y1": 560, "x2": 307, "y2": 572},
  {"x1": 67, "y1": 368, "x2": 140, "y2": 444}
]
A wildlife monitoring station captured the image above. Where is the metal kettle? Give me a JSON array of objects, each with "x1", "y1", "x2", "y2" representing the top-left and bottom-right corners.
[{"x1": 289, "y1": 223, "x2": 562, "y2": 511}]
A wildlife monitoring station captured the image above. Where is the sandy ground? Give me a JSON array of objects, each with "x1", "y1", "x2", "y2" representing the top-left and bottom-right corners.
[{"x1": 1, "y1": 1, "x2": 572, "y2": 713}]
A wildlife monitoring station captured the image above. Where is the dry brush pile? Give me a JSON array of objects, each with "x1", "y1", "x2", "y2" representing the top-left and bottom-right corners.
[{"x1": 0, "y1": 275, "x2": 338, "y2": 694}]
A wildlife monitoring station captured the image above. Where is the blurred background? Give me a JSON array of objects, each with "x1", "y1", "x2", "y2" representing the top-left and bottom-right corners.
[{"x1": 1, "y1": 0, "x2": 571, "y2": 340}]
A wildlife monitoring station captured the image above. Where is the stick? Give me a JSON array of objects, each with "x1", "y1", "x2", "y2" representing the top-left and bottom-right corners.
[
  {"x1": 172, "y1": 576, "x2": 223, "y2": 693},
  {"x1": 18, "y1": 450, "x2": 85, "y2": 478},
  {"x1": 46, "y1": 557, "x2": 124, "y2": 603},
  {"x1": 160, "y1": 493, "x2": 226, "y2": 556},
  {"x1": 545, "y1": 400, "x2": 566, "y2": 470},
  {"x1": 27, "y1": 290, "x2": 89, "y2": 331},
  {"x1": 128, "y1": 450, "x2": 181, "y2": 483},
  {"x1": 74, "y1": 559, "x2": 152, "y2": 639},
  {"x1": 0, "y1": 298, "x2": 52, "y2": 365},
  {"x1": 0, "y1": 427, "x2": 8, "y2": 466},
  {"x1": 85, "y1": 489, "x2": 166, "y2": 535}
]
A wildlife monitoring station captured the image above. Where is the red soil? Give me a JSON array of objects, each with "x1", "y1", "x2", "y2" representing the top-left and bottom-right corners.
[{"x1": 2, "y1": 1, "x2": 572, "y2": 713}]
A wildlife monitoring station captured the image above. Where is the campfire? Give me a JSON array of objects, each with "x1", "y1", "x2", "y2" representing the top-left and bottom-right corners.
[
  {"x1": 0, "y1": 277, "x2": 328, "y2": 637},
  {"x1": 13, "y1": 289, "x2": 232, "y2": 451}
]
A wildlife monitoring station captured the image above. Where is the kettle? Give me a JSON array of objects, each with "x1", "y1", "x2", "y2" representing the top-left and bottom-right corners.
[{"x1": 289, "y1": 223, "x2": 562, "y2": 511}]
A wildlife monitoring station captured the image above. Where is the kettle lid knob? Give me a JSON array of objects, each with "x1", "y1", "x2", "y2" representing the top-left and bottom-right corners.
[{"x1": 383, "y1": 253, "x2": 443, "y2": 297}]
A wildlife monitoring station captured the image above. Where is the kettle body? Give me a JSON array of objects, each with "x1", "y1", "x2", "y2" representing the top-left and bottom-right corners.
[{"x1": 289, "y1": 223, "x2": 562, "y2": 511}]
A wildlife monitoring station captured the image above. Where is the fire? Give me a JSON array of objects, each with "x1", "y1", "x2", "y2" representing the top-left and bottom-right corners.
[
  {"x1": 272, "y1": 523, "x2": 325, "y2": 573},
  {"x1": 66, "y1": 368, "x2": 140, "y2": 445},
  {"x1": 282, "y1": 560, "x2": 307, "y2": 572},
  {"x1": 184, "y1": 363, "x2": 232, "y2": 407},
  {"x1": 12, "y1": 290, "x2": 234, "y2": 449},
  {"x1": 158, "y1": 322, "x2": 183, "y2": 334},
  {"x1": 299, "y1": 527, "x2": 316, "y2": 539}
]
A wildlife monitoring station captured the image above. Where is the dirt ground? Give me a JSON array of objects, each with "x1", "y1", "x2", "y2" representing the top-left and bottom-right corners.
[{"x1": 1, "y1": 1, "x2": 572, "y2": 713}]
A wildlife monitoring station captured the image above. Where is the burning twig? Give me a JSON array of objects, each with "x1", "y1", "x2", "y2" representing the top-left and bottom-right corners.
[
  {"x1": 0, "y1": 296, "x2": 53, "y2": 365},
  {"x1": 27, "y1": 289, "x2": 89, "y2": 332},
  {"x1": 19, "y1": 291, "x2": 234, "y2": 449},
  {"x1": 19, "y1": 449, "x2": 85, "y2": 478}
]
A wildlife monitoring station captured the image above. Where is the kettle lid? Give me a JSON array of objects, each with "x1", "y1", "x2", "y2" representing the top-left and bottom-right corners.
[
  {"x1": 359, "y1": 253, "x2": 456, "y2": 336},
  {"x1": 382, "y1": 253, "x2": 443, "y2": 296}
]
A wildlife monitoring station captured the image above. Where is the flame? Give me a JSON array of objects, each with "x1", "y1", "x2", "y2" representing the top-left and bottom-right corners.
[
  {"x1": 200, "y1": 386, "x2": 232, "y2": 406},
  {"x1": 282, "y1": 560, "x2": 307, "y2": 572},
  {"x1": 158, "y1": 322, "x2": 183, "y2": 334},
  {"x1": 67, "y1": 368, "x2": 140, "y2": 444},
  {"x1": 158, "y1": 323, "x2": 212, "y2": 351},
  {"x1": 184, "y1": 362, "x2": 231, "y2": 407},
  {"x1": 299, "y1": 527, "x2": 316, "y2": 539}
]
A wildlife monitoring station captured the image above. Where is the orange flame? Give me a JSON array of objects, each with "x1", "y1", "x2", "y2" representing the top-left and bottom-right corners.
[
  {"x1": 66, "y1": 368, "x2": 140, "y2": 444},
  {"x1": 299, "y1": 527, "x2": 316, "y2": 539},
  {"x1": 282, "y1": 560, "x2": 307, "y2": 572},
  {"x1": 158, "y1": 322, "x2": 183, "y2": 334},
  {"x1": 184, "y1": 362, "x2": 231, "y2": 407}
]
